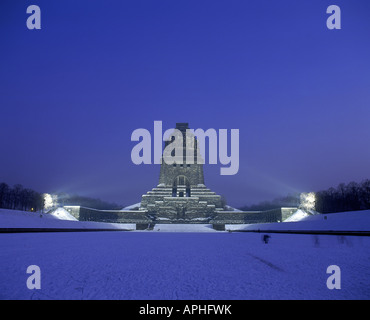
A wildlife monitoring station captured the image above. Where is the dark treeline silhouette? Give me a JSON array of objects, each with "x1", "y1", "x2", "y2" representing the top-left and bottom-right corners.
[
  {"x1": 2, "y1": 179, "x2": 369, "y2": 214},
  {"x1": 0, "y1": 183, "x2": 44, "y2": 211},
  {"x1": 0, "y1": 182, "x2": 121, "y2": 212},
  {"x1": 240, "y1": 179, "x2": 370, "y2": 214},
  {"x1": 315, "y1": 179, "x2": 370, "y2": 213},
  {"x1": 239, "y1": 194, "x2": 300, "y2": 211}
]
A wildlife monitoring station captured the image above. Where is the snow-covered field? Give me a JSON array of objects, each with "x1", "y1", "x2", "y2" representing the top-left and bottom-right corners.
[
  {"x1": 0, "y1": 209, "x2": 370, "y2": 300},
  {"x1": 0, "y1": 208, "x2": 135, "y2": 230},
  {"x1": 226, "y1": 209, "x2": 370, "y2": 232}
]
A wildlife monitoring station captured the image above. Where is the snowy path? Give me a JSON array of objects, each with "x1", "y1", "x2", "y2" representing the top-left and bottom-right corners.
[{"x1": 1, "y1": 232, "x2": 369, "y2": 299}]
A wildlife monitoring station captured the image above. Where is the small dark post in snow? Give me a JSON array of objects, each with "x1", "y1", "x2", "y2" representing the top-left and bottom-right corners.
[{"x1": 262, "y1": 234, "x2": 271, "y2": 244}]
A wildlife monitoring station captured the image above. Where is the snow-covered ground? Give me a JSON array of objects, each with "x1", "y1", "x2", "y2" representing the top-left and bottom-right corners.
[
  {"x1": 227, "y1": 209, "x2": 370, "y2": 232},
  {"x1": 152, "y1": 224, "x2": 218, "y2": 232},
  {"x1": 0, "y1": 208, "x2": 369, "y2": 299},
  {"x1": 0, "y1": 209, "x2": 135, "y2": 230},
  {"x1": 49, "y1": 207, "x2": 78, "y2": 221},
  {"x1": 1, "y1": 231, "x2": 369, "y2": 300},
  {"x1": 283, "y1": 209, "x2": 311, "y2": 222}
]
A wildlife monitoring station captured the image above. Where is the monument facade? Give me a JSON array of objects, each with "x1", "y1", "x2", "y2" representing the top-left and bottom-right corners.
[{"x1": 140, "y1": 123, "x2": 225, "y2": 223}]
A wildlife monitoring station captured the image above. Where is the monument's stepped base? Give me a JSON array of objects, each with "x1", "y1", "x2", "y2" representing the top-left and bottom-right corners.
[
  {"x1": 141, "y1": 185, "x2": 224, "y2": 221},
  {"x1": 63, "y1": 205, "x2": 298, "y2": 230}
]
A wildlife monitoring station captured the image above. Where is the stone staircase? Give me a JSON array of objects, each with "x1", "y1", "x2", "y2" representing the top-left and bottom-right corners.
[{"x1": 140, "y1": 184, "x2": 225, "y2": 223}]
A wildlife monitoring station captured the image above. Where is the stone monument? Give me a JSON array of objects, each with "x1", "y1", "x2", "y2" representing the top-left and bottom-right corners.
[{"x1": 140, "y1": 123, "x2": 225, "y2": 223}]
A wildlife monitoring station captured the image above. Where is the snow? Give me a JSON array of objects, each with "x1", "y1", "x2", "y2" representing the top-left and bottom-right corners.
[
  {"x1": 0, "y1": 208, "x2": 369, "y2": 299},
  {"x1": 224, "y1": 205, "x2": 242, "y2": 212},
  {"x1": 283, "y1": 209, "x2": 310, "y2": 222},
  {"x1": 226, "y1": 209, "x2": 370, "y2": 232},
  {"x1": 151, "y1": 224, "x2": 218, "y2": 232},
  {"x1": 121, "y1": 202, "x2": 141, "y2": 210},
  {"x1": 0, "y1": 209, "x2": 135, "y2": 230},
  {"x1": 1, "y1": 231, "x2": 369, "y2": 299},
  {"x1": 49, "y1": 207, "x2": 78, "y2": 221}
]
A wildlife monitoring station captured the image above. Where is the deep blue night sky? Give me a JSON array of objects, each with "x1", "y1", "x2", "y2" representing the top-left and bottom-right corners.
[{"x1": 1, "y1": 0, "x2": 370, "y2": 207}]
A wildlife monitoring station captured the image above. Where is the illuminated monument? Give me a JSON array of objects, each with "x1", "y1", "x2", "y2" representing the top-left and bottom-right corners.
[
  {"x1": 63, "y1": 123, "x2": 297, "y2": 230},
  {"x1": 140, "y1": 123, "x2": 225, "y2": 222}
]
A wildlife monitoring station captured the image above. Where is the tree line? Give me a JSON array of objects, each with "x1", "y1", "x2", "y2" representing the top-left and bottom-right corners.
[
  {"x1": 0, "y1": 183, "x2": 43, "y2": 211},
  {"x1": 315, "y1": 179, "x2": 370, "y2": 213},
  {"x1": 2, "y1": 179, "x2": 369, "y2": 214},
  {"x1": 239, "y1": 194, "x2": 300, "y2": 212},
  {"x1": 240, "y1": 179, "x2": 370, "y2": 214},
  {"x1": 0, "y1": 182, "x2": 121, "y2": 212}
]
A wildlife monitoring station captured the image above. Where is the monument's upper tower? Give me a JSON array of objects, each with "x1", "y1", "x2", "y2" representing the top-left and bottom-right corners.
[{"x1": 158, "y1": 123, "x2": 204, "y2": 188}]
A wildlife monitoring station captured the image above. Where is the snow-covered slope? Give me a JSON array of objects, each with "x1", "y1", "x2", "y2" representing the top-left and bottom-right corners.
[
  {"x1": 121, "y1": 202, "x2": 141, "y2": 210},
  {"x1": 284, "y1": 209, "x2": 311, "y2": 222},
  {"x1": 49, "y1": 207, "x2": 78, "y2": 221},
  {"x1": 0, "y1": 208, "x2": 135, "y2": 230},
  {"x1": 227, "y1": 210, "x2": 370, "y2": 232}
]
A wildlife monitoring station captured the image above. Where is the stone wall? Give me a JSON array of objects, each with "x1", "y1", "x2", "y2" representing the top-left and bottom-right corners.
[
  {"x1": 64, "y1": 206, "x2": 151, "y2": 224},
  {"x1": 211, "y1": 207, "x2": 298, "y2": 225},
  {"x1": 63, "y1": 205, "x2": 298, "y2": 226}
]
